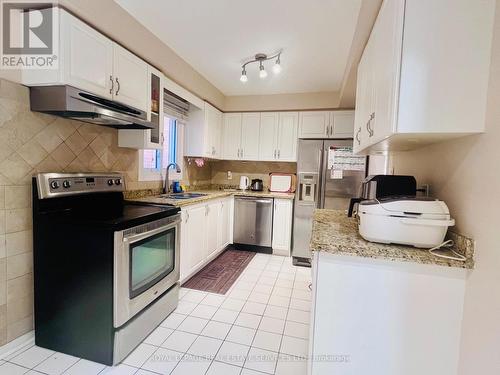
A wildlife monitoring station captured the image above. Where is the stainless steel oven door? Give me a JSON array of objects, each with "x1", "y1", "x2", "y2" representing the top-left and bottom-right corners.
[{"x1": 114, "y1": 214, "x2": 180, "y2": 328}]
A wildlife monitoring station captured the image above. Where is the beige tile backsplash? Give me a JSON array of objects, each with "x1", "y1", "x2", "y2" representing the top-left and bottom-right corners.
[
  {"x1": 0, "y1": 78, "x2": 298, "y2": 347},
  {"x1": 0, "y1": 79, "x2": 161, "y2": 346}
]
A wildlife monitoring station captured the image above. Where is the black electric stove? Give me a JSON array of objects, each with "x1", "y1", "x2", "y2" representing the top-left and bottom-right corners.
[{"x1": 32, "y1": 173, "x2": 180, "y2": 365}]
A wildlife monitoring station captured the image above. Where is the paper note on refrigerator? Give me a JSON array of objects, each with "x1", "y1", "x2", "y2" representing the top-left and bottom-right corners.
[{"x1": 328, "y1": 147, "x2": 366, "y2": 171}]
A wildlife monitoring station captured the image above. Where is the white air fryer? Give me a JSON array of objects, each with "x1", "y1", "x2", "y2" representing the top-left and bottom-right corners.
[{"x1": 358, "y1": 197, "x2": 455, "y2": 248}]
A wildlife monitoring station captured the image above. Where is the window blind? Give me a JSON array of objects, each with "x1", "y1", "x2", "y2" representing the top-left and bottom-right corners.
[{"x1": 163, "y1": 89, "x2": 190, "y2": 122}]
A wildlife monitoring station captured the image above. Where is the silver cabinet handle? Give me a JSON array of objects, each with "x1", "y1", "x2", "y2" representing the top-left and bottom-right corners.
[
  {"x1": 273, "y1": 150, "x2": 276, "y2": 159},
  {"x1": 330, "y1": 124, "x2": 334, "y2": 137},
  {"x1": 277, "y1": 149, "x2": 280, "y2": 159},
  {"x1": 109, "y1": 75, "x2": 114, "y2": 95},
  {"x1": 326, "y1": 124, "x2": 330, "y2": 137},
  {"x1": 356, "y1": 128, "x2": 361, "y2": 145},
  {"x1": 115, "y1": 77, "x2": 120, "y2": 95},
  {"x1": 367, "y1": 112, "x2": 375, "y2": 137}
]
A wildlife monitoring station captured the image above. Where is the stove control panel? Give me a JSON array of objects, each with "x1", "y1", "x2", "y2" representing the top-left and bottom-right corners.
[{"x1": 36, "y1": 173, "x2": 125, "y2": 199}]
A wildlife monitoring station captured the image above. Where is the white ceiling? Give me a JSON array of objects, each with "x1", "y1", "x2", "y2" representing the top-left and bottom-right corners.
[{"x1": 115, "y1": 0, "x2": 362, "y2": 96}]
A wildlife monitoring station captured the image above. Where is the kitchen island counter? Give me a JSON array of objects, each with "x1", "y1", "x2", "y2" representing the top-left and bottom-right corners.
[{"x1": 311, "y1": 209, "x2": 474, "y2": 269}]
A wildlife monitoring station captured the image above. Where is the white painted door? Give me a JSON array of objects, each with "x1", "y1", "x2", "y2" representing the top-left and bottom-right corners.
[
  {"x1": 206, "y1": 202, "x2": 219, "y2": 258},
  {"x1": 331, "y1": 111, "x2": 355, "y2": 138},
  {"x1": 112, "y1": 44, "x2": 148, "y2": 112},
  {"x1": 223, "y1": 113, "x2": 242, "y2": 159},
  {"x1": 217, "y1": 198, "x2": 231, "y2": 251},
  {"x1": 371, "y1": 0, "x2": 404, "y2": 144},
  {"x1": 185, "y1": 205, "x2": 207, "y2": 273},
  {"x1": 272, "y1": 199, "x2": 293, "y2": 255},
  {"x1": 277, "y1": 112, "x2": 298, "y2": 161},
  {"x1": 298, "y1": 111, "x2": 329, "y2": 138},
  {"x1": 241, "y1": 113, "x2": 260, "y2": 160},
  {"x1": 62, "y1": 11, "x2": 113, "y2": 98},
  {"x1": 259, "y1": 112, "x2": 279, "y2": 161}
]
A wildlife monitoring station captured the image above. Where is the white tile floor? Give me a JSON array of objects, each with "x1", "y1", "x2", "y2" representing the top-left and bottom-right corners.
[{"x1": 0, "y1": 253, "x2": 311, "y2": 375}]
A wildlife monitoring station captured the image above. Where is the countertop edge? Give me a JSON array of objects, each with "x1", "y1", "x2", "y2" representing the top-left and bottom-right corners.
[{"x1": 310, "y1": 209, "x2": 474, "y2": 270}]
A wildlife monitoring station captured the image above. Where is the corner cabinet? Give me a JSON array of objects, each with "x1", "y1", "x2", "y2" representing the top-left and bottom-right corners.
[
  {"x1": 353, "y1": 0, "x2": 495, "y2": 154},
  {"x1": 299, "y1": 111, "x2": 354, "y2": 139},
  {"x1": 185, "y1": 102, "x2": 223, "y2": 158},
  {"x1": 272, "y1": 199, "x2": 294, "y2": 256},
  {"x1": 118, "y1": 65, "x2": 164, "y2": 149},
  {"x1": 180, "y1": 197, "x2": 233, "y2": 283}
]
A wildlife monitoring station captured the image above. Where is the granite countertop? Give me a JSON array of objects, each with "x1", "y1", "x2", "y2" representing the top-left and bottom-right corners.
[
  {"x1": 128, "y1": 190, "x2": 295, "y2": 207},
  {"x1": 311, "y1": 209, "x2": 474, "y2": 269}
]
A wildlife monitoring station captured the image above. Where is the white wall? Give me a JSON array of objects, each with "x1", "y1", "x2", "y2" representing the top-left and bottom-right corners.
[{"x1": 391, "y1": 1, "x2": 500, "y2": 372}]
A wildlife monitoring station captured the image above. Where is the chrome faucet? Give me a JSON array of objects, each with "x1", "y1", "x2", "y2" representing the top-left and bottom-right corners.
[{"x1": 163, "y1": 163, "x2": 181, "y2": 194}]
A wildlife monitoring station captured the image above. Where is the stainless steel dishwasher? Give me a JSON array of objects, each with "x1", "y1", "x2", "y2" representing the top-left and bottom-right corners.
[{"x1": 233, "y1": 196, "x2": 273, "y2": 248}]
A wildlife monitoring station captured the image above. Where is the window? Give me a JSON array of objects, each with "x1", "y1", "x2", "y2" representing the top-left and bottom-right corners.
[{"x1": 139, "y1": 116, "x2": 184, "y2": 181}]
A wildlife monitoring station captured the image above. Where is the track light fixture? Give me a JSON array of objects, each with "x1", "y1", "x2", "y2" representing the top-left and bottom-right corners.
[{"x1": 240, "y1": 51, "x2": 282, "y2": 82}]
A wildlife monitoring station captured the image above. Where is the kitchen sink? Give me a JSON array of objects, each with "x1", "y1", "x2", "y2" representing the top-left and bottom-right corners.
[{"x1": 158, "y1": 193, "x2": 207, "y2": 200}]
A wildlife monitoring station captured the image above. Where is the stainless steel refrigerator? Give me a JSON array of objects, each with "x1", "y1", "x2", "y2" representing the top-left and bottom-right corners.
[{"x1": 292, "y1": 139, "x2": 367, "y2": 266}]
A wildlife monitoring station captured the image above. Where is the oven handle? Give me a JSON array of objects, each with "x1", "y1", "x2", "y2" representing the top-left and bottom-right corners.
[{"x1": 122, "y1": 216, "x2": 181, "y2": 245}]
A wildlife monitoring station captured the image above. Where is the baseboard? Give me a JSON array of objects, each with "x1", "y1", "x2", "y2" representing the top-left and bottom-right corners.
[{"x1": 0, "y1": 330, "x2": 35, "y2": 360}]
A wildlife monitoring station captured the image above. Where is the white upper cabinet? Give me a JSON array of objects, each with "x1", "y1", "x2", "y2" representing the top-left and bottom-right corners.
[
  {"x1": 240, "y1": 113, "x2": 261, "y2": 160},
  {"x1": 224, "y1": 112, "x2": 298, "y2": 162},
  {"x1": 21, "y1": 8, "x2": 152, "y2": 113},
  {"x1": 331, "y1": 111, "x2": 355, "y2": 139},
  {"x1": 112, "y1": 44, "x2": 148, "y2": 111},
  {"x1": 222, "y1": 113, "x2": 242, "y2": 159},
  {"x1": 299, "y1": 111, "x2": 354, "y2": 139},
  {"x1": 354, "y1": 0, "x2": 495, "y2": 153},
  {"x1": 118, "y1": 66, "x2": 164, "y2": 149},
  {"x1": 221, "y1": 113, "x2": 259, "y2": 160},
  {"x1": 276, "y1": 112, "x2": 298, "y2": 161},
  {"x1": 186, "y1": 102, "x2": 223, "y2": 158},
  {"x1": 258, "y1": 113, "x2": 280, "y2": 161},
  {"x1": 62, "y1": 11, "x2": 113, "y2": 98},
  {"x1": 299, "y1": 111, "x2": 329, "y2": 138}
]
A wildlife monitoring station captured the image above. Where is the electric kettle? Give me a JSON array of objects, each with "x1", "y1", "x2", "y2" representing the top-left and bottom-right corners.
[{"x1": 239, "y1": 176, "x2": 250, "y2": 190}]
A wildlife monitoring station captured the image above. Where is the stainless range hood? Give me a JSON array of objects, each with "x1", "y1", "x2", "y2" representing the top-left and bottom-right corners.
[{"x1": 30, "y1": 85, "x2": 154, "y2": 129}]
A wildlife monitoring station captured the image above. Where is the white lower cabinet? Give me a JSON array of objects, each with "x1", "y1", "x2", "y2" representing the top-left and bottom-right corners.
[
  {"x1": 309, "y1": 252, "x2": 466, "y2": 375},
  {"x1": 272, "y1": 199, "x2": 293, "y2": 256},
  {"x1": 180, "y1": 197, "x2": 233, "y2": 283},
  {"x1": 206, "y1": 201, "x2": 219, "y2": 259}
]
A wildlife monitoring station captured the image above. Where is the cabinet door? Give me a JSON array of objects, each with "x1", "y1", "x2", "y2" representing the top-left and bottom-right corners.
[
  {"x1": 298, "y1": 111, "x2": 329, "y2": 138},
  {"x1": 213, "y1": 109, "x2": 223, "y2": 158},
  {"x1": 277, "y1": 112, "x2": 298, "y2": 161},
  {"x1": 372, "y1": 0, "x2": 404, "y2": 143},
  {"x1": 112, "y1": 44, "x2": 149, "y2": 112},
  {"x1": 185, "y1": 205, "x2": 207, "y2": 273},
  {"x1": 62, "y1": 11, "x2": 113, "y2": 98},
  {"x1": 272, "y1": 199, "x2": 293, "y2": 255},
  {"x1": 259, "y1": 113, "x2": 279, "y2": 161},
  {"x1": 222, "y1": 113, "x2": 242, "y2": 159},
  {"x1": 217, "y1": 198, "x2": 231, "y2": 251},
  {"x1": 241, "y1": 113, "x2": 260, "y2": 160},
  {"x1": 206, "y1": 202, "x2": 219, "y2": 258},
  {"x1": 353, "y1": 45, "x2": 369, "y2": 153},
  {"x1": 360, "y1": 37, "x2": 376, "y2": 151},
  {"x1": 331, "y1": 111, "x2": 355, "y2": 138}
]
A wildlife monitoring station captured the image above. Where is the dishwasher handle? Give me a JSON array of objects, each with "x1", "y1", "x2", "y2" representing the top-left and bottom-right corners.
[{"x1": 235, "y1": 196, "x2": 273, "y2": 204}]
